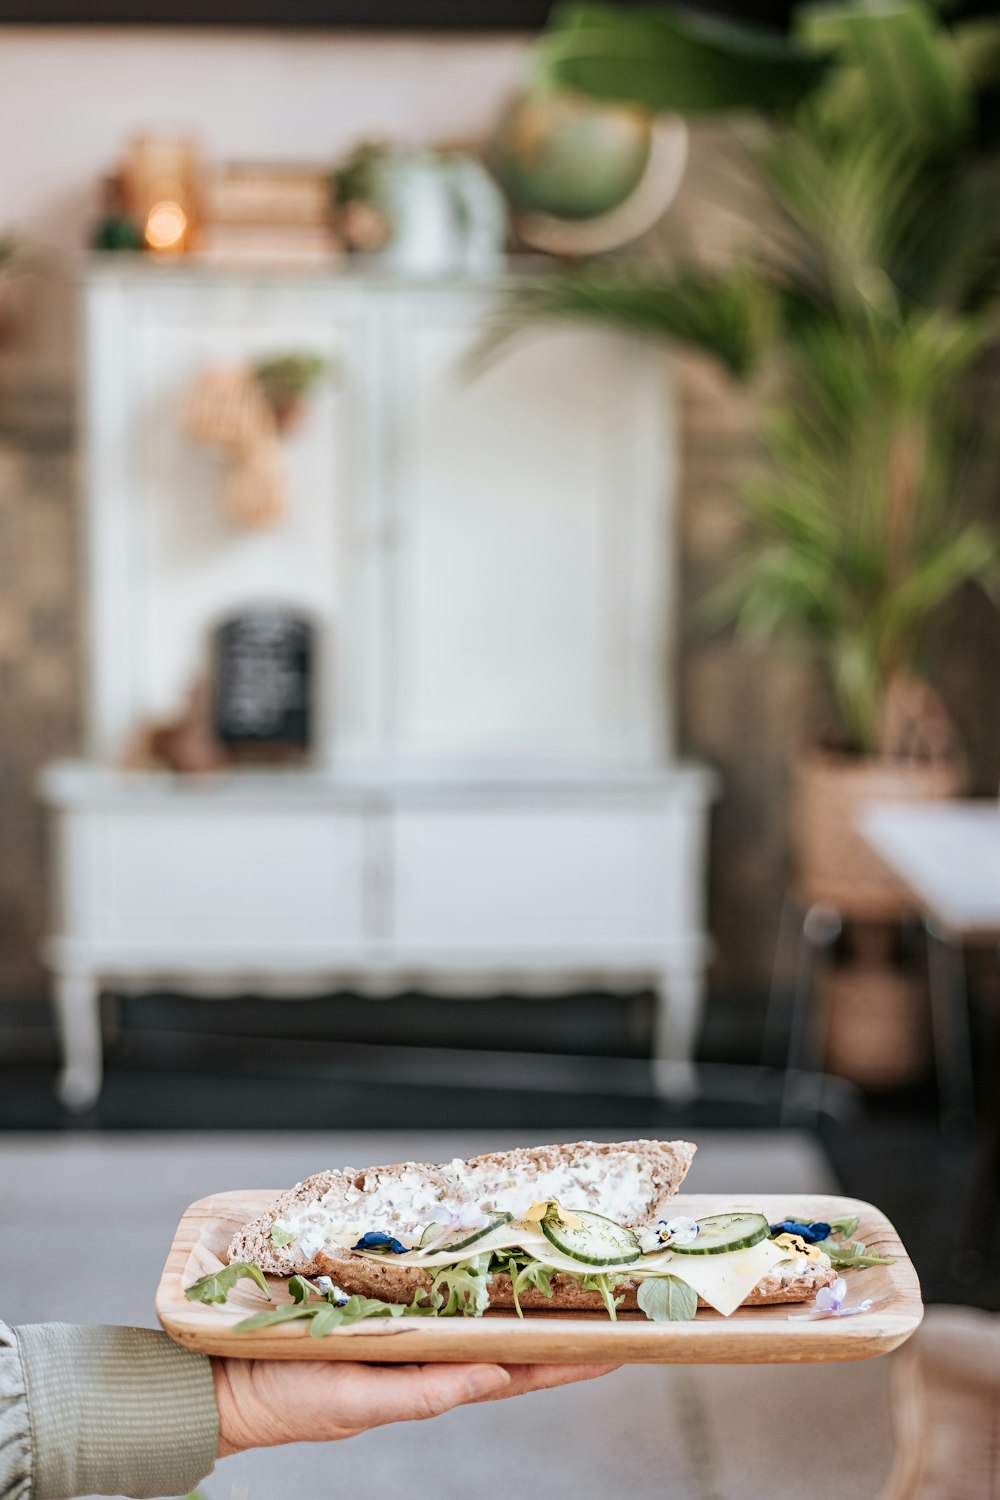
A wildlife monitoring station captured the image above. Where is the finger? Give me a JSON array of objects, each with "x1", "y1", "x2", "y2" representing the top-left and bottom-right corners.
[
  {"x1": 477, "y1": 1362, "x2": 623, "y2": 1402},
  {"x1": 334, "y1": 1361, "x2": 512, "y2": 1428}
]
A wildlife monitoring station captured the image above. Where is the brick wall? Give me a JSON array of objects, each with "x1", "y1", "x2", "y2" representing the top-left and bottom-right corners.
[{"x1": 0, "y1": 384, "x2": 80, "y2": 993}]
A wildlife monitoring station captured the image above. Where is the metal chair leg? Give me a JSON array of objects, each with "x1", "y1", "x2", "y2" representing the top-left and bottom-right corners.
[
  {"x1": 925, "y1": 917, "x2": 976, "y2": 1137},
  {"x1": 781, "y1": 902, "x2": 841, "y2": 1125},
  {"x1": 762, "y1": 890, "x2": 802, "y2": 1068}
]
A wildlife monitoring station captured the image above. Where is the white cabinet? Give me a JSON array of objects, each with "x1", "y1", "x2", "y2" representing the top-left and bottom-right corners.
[
  {"x1": 43, "y1": 261, "x2": 714, "y2": 1110},
  {"x1": 79, "y1": 266, "x2": 673, "y2": 771}
]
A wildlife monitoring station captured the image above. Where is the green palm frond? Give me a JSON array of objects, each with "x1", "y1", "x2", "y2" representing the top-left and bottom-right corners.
[
  {"x1": 502, "y1": 0, "x2": 1000, "y2": 753},
  {"x1": 537, "y1": 4, "x2": 830, "y2": 116},
  {"x1": 482, "y1": 265, "x2": 777, "y2": 379},
  {"x1": 796, "y1": 0, "x2": 974, "y2": 150}
]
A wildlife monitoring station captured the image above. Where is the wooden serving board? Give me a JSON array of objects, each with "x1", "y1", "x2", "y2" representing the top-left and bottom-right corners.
[{"x1": 157, "y1": 1190, "x2": 922, "y2": 1365}]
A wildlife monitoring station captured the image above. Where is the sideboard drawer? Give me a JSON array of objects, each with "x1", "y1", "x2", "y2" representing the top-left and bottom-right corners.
[
  {"x1": 76, "y1": 810, "x2": 365, "y2": 948},
  {"x1": 391, "y1": 803, "x2": 704, "y2": 950}
]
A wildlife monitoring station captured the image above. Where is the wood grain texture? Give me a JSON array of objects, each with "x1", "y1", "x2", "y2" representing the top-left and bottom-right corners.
[{"x1": 156, "y1": 1190, "x2": 922, "y2": 1365}]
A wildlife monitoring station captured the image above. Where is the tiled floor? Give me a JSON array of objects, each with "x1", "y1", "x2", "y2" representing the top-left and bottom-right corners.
[{"x1": 1, "y1": 1130, "x2": 895, "y2": 1500}]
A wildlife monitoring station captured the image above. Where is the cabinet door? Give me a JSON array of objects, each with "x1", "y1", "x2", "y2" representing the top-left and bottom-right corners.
[
  {"x1": 391, "y1": 802, "x2": 701, "y2": 953},
  {"x1": 379, "y1": 293, "x2": 674, "y2": 769},
  {"x1": 83, "y1": 275, "x2": 368, "y2": 760}
]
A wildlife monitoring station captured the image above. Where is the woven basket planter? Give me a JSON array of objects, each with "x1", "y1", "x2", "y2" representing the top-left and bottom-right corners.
[
  {"x1": 820, "y1": 960, "x2": 930, "y2": 1090},
  {"x1": 793, "y1": 751, "x2": 965, "y2": 920}
]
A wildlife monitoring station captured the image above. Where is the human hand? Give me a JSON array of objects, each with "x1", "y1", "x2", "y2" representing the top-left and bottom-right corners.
[{"x1": 213, "y1": 1358, "x2": 620, "y2": 1456}]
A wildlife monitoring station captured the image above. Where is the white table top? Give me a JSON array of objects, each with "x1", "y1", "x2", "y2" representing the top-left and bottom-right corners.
[{"x1": 859, "y1": 800, "x2": 1000, "y2": 936}]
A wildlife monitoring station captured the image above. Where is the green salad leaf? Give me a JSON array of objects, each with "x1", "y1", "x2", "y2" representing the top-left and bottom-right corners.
[
  {"x1": 636, "y1": 1275, "x2": 698, "y2": 1322},
  {"x1": 234, "y1": 1294, "x2": 412, "y2": 1334},
  {"x1": 489, "y1": 1249, "x2": 555, "y2": 1318},
  {"x1": 828, "y1": 1215, "x2": 860, "y2": 1240},
  {"x1": 580, "y1": 1272, "x2": 626, "y2": 1322},
  {"x1": 270, "y1": 1226, "x2": 296, "y2": 1249},
  {"x1": 816, "y1": 1237, "x2": 895, "y2": 1269},
  {"x1": 288, "y1": 1274, "x2": 321, "y2": 1304},
  {"x1": 414, "y1": 1253, "x2": 493, "y2": 1317},
  {"x1": 185, "y1": 1262, "x2": 270, "y2": 1305}
]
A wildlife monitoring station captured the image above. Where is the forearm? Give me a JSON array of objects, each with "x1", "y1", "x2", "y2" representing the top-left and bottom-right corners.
[{"x1": 2, "y1": 1321, "x2": 217, "y2": 1500}]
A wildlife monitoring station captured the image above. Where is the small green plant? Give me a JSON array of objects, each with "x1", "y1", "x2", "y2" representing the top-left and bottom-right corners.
[
  {"x1": 252, "y1": 352, "x2": 328, "y2": 423},
  {"x1": 504, "y1": 2, "x2": 1000, "y2": 755}
]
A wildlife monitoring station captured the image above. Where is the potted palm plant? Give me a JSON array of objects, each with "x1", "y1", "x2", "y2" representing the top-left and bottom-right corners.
[
  {"x1": 0, "y1": 234, "x2": 22, "y2": 344},
  {"x1": 506, "y1": 0, "x2": 1000, "y2": 918}
]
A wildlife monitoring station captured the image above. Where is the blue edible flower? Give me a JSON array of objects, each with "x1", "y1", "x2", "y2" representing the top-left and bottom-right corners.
[
  {"x1": 769, "y1": 1219, "x2": 832, "y2": 1244},
  {"x1": 351, "y1": 1231, "x2": 410, "y2": 1254}
]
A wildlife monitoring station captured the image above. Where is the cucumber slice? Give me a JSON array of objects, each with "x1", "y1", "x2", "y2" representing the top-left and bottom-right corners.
[
  {"x1": 667, "y1": 1212, "x2": 769, "y2": 1256},
  {"x1": 540, "y1": 1209, "x2": 641, "y2": 1266},
  {"x1": 418, "y1": 1211, "x2": 513, "y2": 1254}
]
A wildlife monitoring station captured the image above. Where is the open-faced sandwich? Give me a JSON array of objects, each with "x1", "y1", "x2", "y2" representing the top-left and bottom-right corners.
[{"x1": 214, "y1": 1139, "x2": 852, "y2": 1326}]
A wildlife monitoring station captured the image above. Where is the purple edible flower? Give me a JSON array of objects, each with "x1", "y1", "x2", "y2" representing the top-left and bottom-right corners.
[
  {"x1": 769, "y1": 1219, "x2": 832, "y2": 1244},
  {"x1": 788, "y1": 1277, "x2": 874, "y2": 1321},
  {"x1": 351, "y1": 1231, "x2": 410, "y2": 1254},
  {"x1": 815, "y1": 1278, "x2": 848, "y2": 1313}
]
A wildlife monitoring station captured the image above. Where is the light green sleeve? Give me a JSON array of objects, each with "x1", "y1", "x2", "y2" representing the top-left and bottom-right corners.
[{"x1": 3, "y1": 1321, "x2": 218, "y2": 1500}]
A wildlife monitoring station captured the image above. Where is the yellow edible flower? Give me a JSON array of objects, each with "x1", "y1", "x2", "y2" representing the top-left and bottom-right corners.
[
  {"x1": 773, "y1": 1231, "x2": 824, "y2": 1264},
  {"x1": 521, "y1": 1199, "x2": 582, "y2": 1229}
]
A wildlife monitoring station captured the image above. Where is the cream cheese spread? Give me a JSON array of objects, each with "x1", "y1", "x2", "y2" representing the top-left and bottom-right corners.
[{"x1": 280, "y1": 1151, "x2": 659, "y2": 1256}]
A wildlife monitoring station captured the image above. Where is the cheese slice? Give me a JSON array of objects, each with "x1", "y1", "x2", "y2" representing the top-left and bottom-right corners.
[
  {"x1": 641, "y1": 1237, "x2": 790, "y2": 1317},
  {"x1": 349, "y1": 1224, "x2": 793, "y2": 1316}
]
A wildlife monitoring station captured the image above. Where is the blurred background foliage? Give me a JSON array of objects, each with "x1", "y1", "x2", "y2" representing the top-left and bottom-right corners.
[{"x1": 507, "y1": 0, "x2": 1000, "y2": 756}]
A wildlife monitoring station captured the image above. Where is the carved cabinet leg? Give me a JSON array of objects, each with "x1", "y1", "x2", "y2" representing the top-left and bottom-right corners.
[{"x1": 54, "y1": 972, "x2": 103, "y2": 1111}]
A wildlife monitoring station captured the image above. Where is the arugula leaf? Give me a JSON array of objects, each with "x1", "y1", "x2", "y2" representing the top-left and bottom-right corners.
[
  {"x1": 309, "y1": 1304, "x2": 342, "y2": 1338},
  {"x1": 817, "y1": 1237, "x2": 895, "y2": 1269},
  {"x1": 828, "y1": 1215, "x2": 860, "y2": 1240},
  {"x1": 288, "y1": 1274, "x2": 319, "y2": 1304},
  {"x1": 185, "y1": 1262, "x2": 270, "y2": 1306},
  {"x1": 309, "y1": 1297, "x2": 407, "y2": 1336},
  {"x1": 416, "y1": 1253, "x2": 493, "y2": 1317},
  {"x1": 580, "y1": 1272, "x2": 625, "y2": 1322},
  {"x1": 234, "y1": 1303, "x2": 319, "y2": 1332},
  {"x1": 270, "y1": 1226, "x2": 296, "y2": 1249},
  {"x1": 489, "y1": 1250, "x2": 555, "y2": 1318},
  {"x1": 236, "y1": 1292, "x2": 412, "y2": 1334},
  {"x1": 636, "y1": 1276, "x2": 698, "y2": 1323}
]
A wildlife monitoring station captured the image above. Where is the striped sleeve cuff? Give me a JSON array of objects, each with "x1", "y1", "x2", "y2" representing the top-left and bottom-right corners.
[{"x1": 16, "y1": 1324, "x2": 218, "y2": 1500}]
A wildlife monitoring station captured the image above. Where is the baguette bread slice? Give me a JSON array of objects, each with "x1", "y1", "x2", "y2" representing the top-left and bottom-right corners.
[
  {"x1": 226, "y1": 1137, "x2": 833, "y2": 1312},
  {"x1": 306, "y1": 1251, "x2": 835, "y2": 1312},
  {"x1": 228, "y1": 1138, "x2": 696, "y2": 1277}
]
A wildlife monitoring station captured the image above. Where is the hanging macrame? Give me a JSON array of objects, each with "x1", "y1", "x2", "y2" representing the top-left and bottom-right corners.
[{"x1": 186, "y1": 366, "x2": 288, "y2": 527}]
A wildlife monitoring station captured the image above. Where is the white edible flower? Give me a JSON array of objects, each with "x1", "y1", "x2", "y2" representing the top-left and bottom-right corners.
[
  {"x1": 455, "y1": 1205, "x2": 492, "y2": 1230},
  {"x1": 314, "y1": 1276, "x2": 349, "y2": 1306},
  {"x1": 638, "y1": 1227, "x2": 664, "y2": 1254},
  {"x1": 662, "y1": 1216, "x2": 700, "y2": 1246}
]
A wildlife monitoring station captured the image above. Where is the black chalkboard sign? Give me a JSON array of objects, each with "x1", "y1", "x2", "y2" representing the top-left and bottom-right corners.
[{"x1": 213, "y1": 607, "x2": 313, "y2": 753}]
